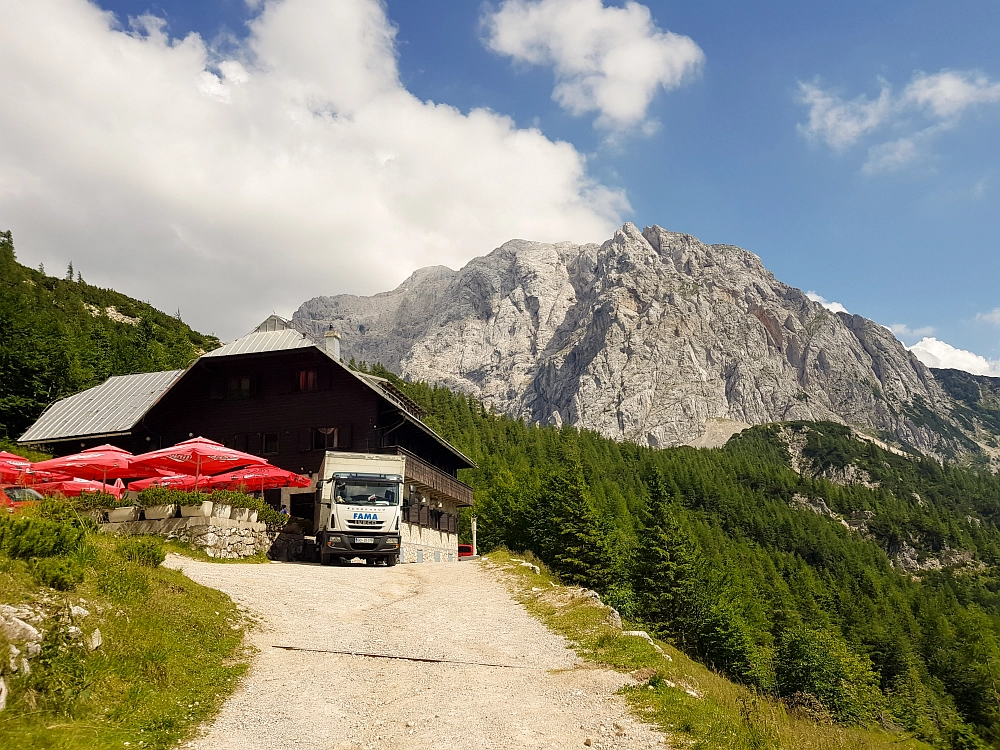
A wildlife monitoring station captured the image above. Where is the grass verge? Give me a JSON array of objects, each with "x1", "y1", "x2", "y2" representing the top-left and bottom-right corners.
[
  {"x1": 485, "y1": 548, "x2": 931, "y2": 750},
  {"x1": 0, "y1": 527, "x2": 250, "y2": 749}
]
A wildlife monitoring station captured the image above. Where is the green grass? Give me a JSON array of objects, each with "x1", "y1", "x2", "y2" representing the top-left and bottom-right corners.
[
  {"x1": 486, "y1": 549, "x2": 932, "y2": 750},
  {"x1": 0, "y1": 532, "x2": 250, "y2": 749}
]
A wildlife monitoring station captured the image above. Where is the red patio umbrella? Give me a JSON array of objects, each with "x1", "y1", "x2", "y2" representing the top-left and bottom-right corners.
[
  {"x1": 206, "y1": 465, "x2": 311, "y2": 494},
  {"x1": 0, "y1": 451, "x2": 32, "y2": 482},
  {"x1": 131, "y1": 437, "x2": 268, "y2": 490},
  {"x1": 34, "y1": 478, "x2": 123, "y2": 498},
  {"x1": 0, "y1": 451, "x2": 67, "y2": 485},
  {"x1": 128, "y1": 473, "x2": 201, "y2": 492},
  {"x1": 32, "y1": 444, "x2": 156, "y2": 489}
]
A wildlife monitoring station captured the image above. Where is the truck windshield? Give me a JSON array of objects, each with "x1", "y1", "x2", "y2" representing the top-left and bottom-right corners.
[{"x1": 333, "y1": 480, "x2": 399, "y2": 506}]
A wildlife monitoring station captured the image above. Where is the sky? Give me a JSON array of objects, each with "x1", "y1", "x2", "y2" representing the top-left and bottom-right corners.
[{"x1": 1, "y1": 0, "x2": 998, "y2": 374}]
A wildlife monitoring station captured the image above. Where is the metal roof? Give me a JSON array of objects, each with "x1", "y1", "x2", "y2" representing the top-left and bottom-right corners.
[
  {"x1": 19, "y1": 318, "x2": 475, "y2": 469},
  {"x1": 201, "y1": 329, "x2": 314, "y2": 358},
  {"x1": 19, "y1": 370, "x2": 185, "y2": 444}
]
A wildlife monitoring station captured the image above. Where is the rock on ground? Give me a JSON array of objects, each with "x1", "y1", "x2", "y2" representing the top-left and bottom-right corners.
[{"x1": 165, "y1": 555, "x2": 666, "y2": 750}]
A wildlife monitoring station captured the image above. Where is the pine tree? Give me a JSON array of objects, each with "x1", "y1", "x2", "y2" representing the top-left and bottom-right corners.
[
  {"x1": 633, "y1": 470, "x2": 701, "y2": 648},
  {"x1": 532, "y1": 456, "x2": 614, "y2": 590},
  {"x1": 65, "y1": 261, "x2": 74, "y2": 281}
]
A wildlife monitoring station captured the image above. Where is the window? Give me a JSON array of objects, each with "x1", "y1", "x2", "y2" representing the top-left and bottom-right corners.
[
  {"x1": 263, "y1": 432, "x2": 279, "y2": 455},
  {"x1": 295, "y1": 369, "x2": 318, "y2": 392},
  {"x1": 227, "y1": 375, "x2": 252, "y2": 400},
  {"x1": 312, "y1": 427, "x2": 338, "y2": 451}
]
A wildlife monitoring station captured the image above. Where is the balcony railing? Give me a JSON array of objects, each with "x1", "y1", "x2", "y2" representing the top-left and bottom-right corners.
[{"x1": 376, "y1": 445, "x2": 473, "y2": 507}]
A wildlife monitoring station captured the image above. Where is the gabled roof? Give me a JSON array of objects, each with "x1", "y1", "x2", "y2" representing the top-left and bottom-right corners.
[
  {"x1": 19, "y1": 319, "x2": 475, "y2": 469},
  {"x1": 201, "y1": 328, "x2": 313, "y2": 358},
  {"x1": 19, "y1": 370, "x2": 185, "y2": 444}
]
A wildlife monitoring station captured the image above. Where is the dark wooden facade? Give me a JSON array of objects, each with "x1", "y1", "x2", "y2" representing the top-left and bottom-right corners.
[{"x1": 48, "y1": 347, "x2": 473, "y2": 484}]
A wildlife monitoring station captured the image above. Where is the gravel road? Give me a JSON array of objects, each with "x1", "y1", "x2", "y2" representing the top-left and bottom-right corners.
[{"x1": 164, "y1": 555, "x2": 666, "y2": 750}]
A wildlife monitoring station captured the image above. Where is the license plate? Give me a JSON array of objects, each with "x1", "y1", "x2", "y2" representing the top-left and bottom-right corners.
[{"x1": 354, "y1": 537, "x2": 374, "y2": 544}]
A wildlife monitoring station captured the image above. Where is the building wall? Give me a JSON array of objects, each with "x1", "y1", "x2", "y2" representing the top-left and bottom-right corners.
[
  {"x1": 141, "y1": 350, "x2": 383, "y2": 477},
  {"x1": 400, "y1": 521, "x2": 459, "y2": 563}
]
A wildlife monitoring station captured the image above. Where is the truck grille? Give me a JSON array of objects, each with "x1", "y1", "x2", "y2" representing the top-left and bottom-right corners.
[{"x1": 347, "y1": 520, "x2": 383, "y2": 530}]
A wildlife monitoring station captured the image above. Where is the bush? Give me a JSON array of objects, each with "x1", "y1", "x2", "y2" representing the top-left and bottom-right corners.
[
  {"x1": 207, "y1": 490, "x2": 287, "y2": 529},
  {"x1": 207, "y1": 489, "x2": 256, "y2": 509},
  {"x1": 114, "y1": 535, "x2": 165, "y2": 568},
  {"x1": 136, "y1": 487, "x2": 204, "y2": 508},
  {"x1": 775, "y1": 625, "x2": 884, "y2": 726},
  {"x1": 0, "y1": 517, "x2": 84, "y2": 559},
  {"x1": 73, "y1": 491, "x2": 121, "y2": 510},
  {"x1": 32, "y1": 556, "x2": 85, "y2": 590}
]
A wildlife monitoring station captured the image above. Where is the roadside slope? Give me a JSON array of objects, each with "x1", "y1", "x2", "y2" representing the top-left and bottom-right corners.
[{"x1": 165, "y1": 556, "x2": 665, "y2": 750}]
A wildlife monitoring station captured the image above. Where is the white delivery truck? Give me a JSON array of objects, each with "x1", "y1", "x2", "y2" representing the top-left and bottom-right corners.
[{"x1": 315, "y1": 452, "x2": 405, "y2": 566}]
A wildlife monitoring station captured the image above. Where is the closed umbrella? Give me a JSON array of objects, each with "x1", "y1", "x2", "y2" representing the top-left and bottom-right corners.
[
  {"x1": 206, "y1": 465, "x2": 311, "y2": 494},
  {"x1": 131, "y1": 437, "x2": 268, "y2": 490}
]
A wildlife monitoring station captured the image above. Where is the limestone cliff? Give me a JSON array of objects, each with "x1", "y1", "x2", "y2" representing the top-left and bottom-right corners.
[{"x1": 294, "y1": 224, "x2": 972, "y2": 455}]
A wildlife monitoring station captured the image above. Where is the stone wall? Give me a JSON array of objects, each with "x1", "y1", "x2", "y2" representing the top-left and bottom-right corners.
[
  {"x1": 400, "y1": 522, "x2": 458, "y2": 564},
  {"x1": 102, "y1": 517, "x2": 273, "y2": 559}
]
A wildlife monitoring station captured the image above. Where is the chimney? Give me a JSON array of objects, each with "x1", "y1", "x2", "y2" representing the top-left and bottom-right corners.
[{"x1": 324, "y1": 326, "x2": 341, "y2": 360}]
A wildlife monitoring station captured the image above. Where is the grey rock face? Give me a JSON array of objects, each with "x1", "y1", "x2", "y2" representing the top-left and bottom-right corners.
[{"x1": 294, "y1": 224, "x2": 966, "y2": 454}]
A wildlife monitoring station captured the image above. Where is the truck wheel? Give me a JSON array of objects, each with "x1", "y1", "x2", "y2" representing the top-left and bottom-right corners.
[
  {"x1": 385, "y1": 555, "x2": 397, "y2": 567},
  {"x1": 320, "y1": 554, "x2": 332, "y2": 566}
]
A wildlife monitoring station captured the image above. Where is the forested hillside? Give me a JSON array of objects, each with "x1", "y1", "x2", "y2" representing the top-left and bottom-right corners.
[
  {"x1": 0, "y1": 231, "x2": 219, "y2": 440},
  {"x1": 362, "y1": 363, "x2": 1000, "y2": 749}
]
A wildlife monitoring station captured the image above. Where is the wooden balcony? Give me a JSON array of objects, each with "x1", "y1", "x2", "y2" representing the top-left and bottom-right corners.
[{"x1": 377, "y1": 445, "x2": 474, "y2": 507}]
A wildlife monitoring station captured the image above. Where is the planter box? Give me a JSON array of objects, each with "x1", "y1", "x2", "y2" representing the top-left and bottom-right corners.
[
  {"x1": 248, "y1": 510, "x2": 258, "y2": 523},
  {"x1": 108, "y1": 506, "x2": 140, "y2": 523},
  {"x1": 180, "y1": 501, "x2": 214, "y2": 518},
  {"x1": 211, "y1": 503, "x2": 232, "y2": 520},
  {"x1": 143, "y1": 504, "x2": 177, "y2": 521},
  {"x1": 231, "y1": 507, "x2": 250, "y2": 522}
]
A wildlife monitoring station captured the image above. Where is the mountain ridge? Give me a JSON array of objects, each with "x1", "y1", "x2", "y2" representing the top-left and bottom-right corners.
[{"x1": 295, "y1": 223, "x2": 991, "y2": 459}]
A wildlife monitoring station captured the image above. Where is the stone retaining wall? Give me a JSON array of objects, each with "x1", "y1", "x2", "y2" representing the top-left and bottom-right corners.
[
  {"x1": 102, "y1": 517, "x2": 274, "y2": 559},
  {"x1": 400, "y1": 522, "x2": 458, "y2": 564}
]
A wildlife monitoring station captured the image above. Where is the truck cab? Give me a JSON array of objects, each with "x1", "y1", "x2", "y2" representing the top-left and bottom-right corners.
[{"x1": 316, "y1": 452, "x2": 405, "y2": 566}]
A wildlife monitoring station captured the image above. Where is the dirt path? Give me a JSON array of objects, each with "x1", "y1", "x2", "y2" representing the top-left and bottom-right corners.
[{"x1": 164, "y1": 555, "x2": 665, "y2": 750}]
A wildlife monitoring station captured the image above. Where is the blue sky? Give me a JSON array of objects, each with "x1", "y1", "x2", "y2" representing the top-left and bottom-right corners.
[{"x1": 2, "y1": 1, "x2": 999, "y2": 371}]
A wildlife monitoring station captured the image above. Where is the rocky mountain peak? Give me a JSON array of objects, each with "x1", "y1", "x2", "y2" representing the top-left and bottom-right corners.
[{"x1": 294, "y1": 224, "x2": 978, "y2": 456}]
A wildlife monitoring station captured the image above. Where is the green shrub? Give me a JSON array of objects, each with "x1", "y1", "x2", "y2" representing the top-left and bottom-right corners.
[
  {"x1": 73, "y1": 491, "x2": 120, "y2": 510},
  {"x1": 114, "y1": 535, "x2": 165, "y2": 568},
  {"x1": 1, "y1": 517, "x2": 84, "y2": 559},
  {"x1": 207, "y1": 489, "x2": 254, "y2": 509},
  {"x1": 136, "y1": 486, "x2": 203, "y2": 508},
  {"x1": 32, "y1": 556, "x2": 85, "y2": 590},
  {"x1": 207, "y1": 490, "x2": 287, "y2": 528},
  {"x1": 775, "y1": 625, "x2": 883, "y2": 726}
]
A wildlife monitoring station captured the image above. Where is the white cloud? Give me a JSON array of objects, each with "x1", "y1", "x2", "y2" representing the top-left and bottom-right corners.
[
  {"x1": 482, "y1": 0, "x2": 704, "y2": 131},
  {"x1": 975, "y1": 308, "x2": 1000, "y2": 326},
  {"x1": 903, "y1": 70, "x2": 1000, "y2": 118},
  {"x1": 909, "y1": 337, "x2": 1000, "y2": 376},
  {"x1": 887, "y1": 322, "x2": 936, "y2": 340},
  {"x1": 0, "y1": 0, "x2": 629, "y2": 339},
  {"x1": 798, "y1": 69, "x2": 1000, "y2": 172},
  {"x1": 805, "y1": 291, "x2": 849, "y2": 315},
  {"x1": 796, "y1": 80, "x2": 892, "y2": 149}
]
